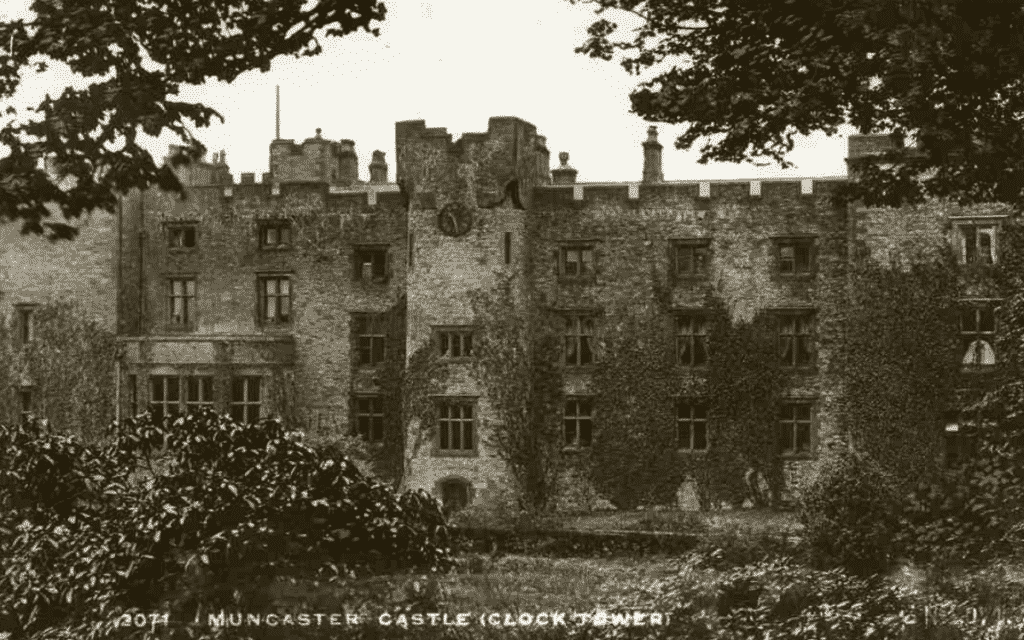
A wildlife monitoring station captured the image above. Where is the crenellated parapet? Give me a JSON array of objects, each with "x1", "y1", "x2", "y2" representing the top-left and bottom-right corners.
[
  {"x1": 395, "y1": 117, "x2": 550, "y2": 210},
  {"x1": 269, "y1": 128, "x2": 360, "y2": 186}
]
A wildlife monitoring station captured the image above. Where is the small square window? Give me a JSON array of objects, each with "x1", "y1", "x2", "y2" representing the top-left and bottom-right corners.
[
  {"x1": 778, "y1": 311, "x2": 815, "y2": 367},
  {"x1": 960, "y1": 304, "x2": 998, "y2": 367},
  {"x1": 778, "y1": 402, "x2": 813, "y2": 456},
  {"x1": 353, "y1": 313, "x2": 387, "y2": 366},
  {"x1": 259, "y1": 221, "x2": 292, "y2": 249},
  {"x1": 354, "y1": 395, "x2": 385, "y2": 442},
  {"x1": 437, "y1": 328, "x2": 474, "y2": 359},
  {"x1": 168, "y1": 225, "x2": 197, "y2": 249},
  {"x1": 558, "y1": 245, "x2": 595, "y2": 279},
  {"x1": 960, "y1": 225, "x2": 997, "y2": 265},
  {"x1": 775, "y1": 238, "x2": 815, "y2": 275},
  {"x1": 258, "y1": 275, "x2": 291, "y2": 324},
  {"x1": 563, "y1": 397, "x2": 594, "y2": 447},
  {"x1": 676, "y1": 400, "x2": 708, "y2": 451},
  {"x1": 672, "y1": 240, "x2": 711, "y2": 278},
  {"x1": 354, "y1": 246, "x2": 389, "y2": 283},
  {"x1": 437, "y1": 401, "x2": 475, "y2": 454}
]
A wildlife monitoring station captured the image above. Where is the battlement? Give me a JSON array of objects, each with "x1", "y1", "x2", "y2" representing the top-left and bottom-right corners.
[
  {"x1": 166, "y1": 146, "x2": 233, "y2": 187},
  {"x1": 395, "y1": 116, "x2": 550, "y2": 207},
  {"x1": 269, "y1": 128, "x2": 361, "y2": 186},
  {"x1": 532, "y1": 177, "x2": 847, "y2": 208}
]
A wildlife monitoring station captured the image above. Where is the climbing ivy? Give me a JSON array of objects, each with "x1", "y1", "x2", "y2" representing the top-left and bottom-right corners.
[
  {"x1": 702, "y1": 307, "x2": 784, "y2": 506},
  {"x1": 471, "y1": 275, "x2": 564, "y2": 512},
  {"x1": 17, "y1": 301, "x2": 117, "y2": 442},
  {"x1": 827, "y1": 255, "x2": 961, "y2": 486},
  {"x1": 591, "y1": 304, "x2": 681, "y2": 509}
]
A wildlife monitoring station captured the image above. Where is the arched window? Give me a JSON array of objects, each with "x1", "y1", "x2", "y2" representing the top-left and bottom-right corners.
[{"x1": 438, "y1": 478, "x2": 472, "y2": 514}]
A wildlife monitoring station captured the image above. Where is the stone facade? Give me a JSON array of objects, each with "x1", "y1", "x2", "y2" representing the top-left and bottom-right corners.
[{"x1": 101, "y1": 119, "x2": 1012, "y2": 511}]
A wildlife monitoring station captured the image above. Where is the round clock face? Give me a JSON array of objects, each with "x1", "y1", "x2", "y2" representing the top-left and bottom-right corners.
[{"x1": 437, "y1": 202, "x2": 473, "y2": 237}]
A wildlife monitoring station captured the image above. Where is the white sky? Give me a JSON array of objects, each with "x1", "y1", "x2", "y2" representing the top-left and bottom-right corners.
[{"x1": 1, "y1": 0, "x2": 853, "y2": 184}]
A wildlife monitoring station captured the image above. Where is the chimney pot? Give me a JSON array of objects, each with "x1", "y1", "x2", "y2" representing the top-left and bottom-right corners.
[
  {"x1": 642, "y1": 126, "x2": 664, "y2": 183},
  {"x1": 369, "y1": 150, "x2": 388, "y2": 184},
  {"x1": 551, "y1": 152, "x2": 578, "y2": 185}
]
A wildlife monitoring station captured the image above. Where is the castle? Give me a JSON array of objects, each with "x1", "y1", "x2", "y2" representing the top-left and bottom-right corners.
[{"x1": 1, "y1": 116, "x2": 1011, "y2": 511}]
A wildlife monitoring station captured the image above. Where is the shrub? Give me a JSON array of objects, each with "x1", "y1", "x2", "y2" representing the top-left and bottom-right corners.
[
  {"x1": 0, "y1": 411, "x2": 453, "y2": 639},
  {"x1": 901, "y1": 422, "x2": 1024, "y2": 563},
  {"x1": 798, "y1": 444, "x2": 904, "y2": 576}
]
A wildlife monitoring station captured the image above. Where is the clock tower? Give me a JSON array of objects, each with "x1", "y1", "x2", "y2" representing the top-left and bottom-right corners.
[{"x1": 394, "y1": 117, "x2": 550, "y2": 506}]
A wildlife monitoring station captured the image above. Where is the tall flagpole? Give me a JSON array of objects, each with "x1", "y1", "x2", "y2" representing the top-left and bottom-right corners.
[{"x1": 275, "y1": 85, "x2": 281, "y2": 140}]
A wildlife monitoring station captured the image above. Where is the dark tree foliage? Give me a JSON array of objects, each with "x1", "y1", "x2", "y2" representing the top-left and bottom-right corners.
[
  {"x1": 0, "y1": 411, "x2": 451, "y2": 638},
  {"x1": 573, "y1": 0, "x2": 1024, "y2": 208},
  {"x1": 0, "y1": 0, "x2": 385, "y2": 239}
]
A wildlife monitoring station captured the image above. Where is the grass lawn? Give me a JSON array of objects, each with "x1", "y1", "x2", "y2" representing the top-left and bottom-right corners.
[
  {"x1": 549, "y1": 508, "x2": 799, "y2": 536},
  {"x1": 268, "y1": 554, "x2": 682, "y2": 614}
]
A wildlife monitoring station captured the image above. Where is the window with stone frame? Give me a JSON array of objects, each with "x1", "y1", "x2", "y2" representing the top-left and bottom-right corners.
[
  {"x1": 19, "y1": 386, "x2": 33, "y2": 423},
  {"x1": 439, "y1": 478, "x2": 472, "y2": 513},
  {"x1": 959, "y1": 224, "x2": 997, "y2": 265},
  {"x1": 150, "y1": 375, "x2": 181, "y2": 422},
  {"x1": 676, "y1": 400, "x2": 708, "y2": 451},
  {"x1": 563, "y1": 397, "x2": 594, "y2": 447},
  {"x1": 437, "y1": 400, "x2": 475, "y2": 454},
  {"x1": 15, "y1": 304, "x2": 36, "y2": 347},
  {"x1": 774, "y1": 237, "x2": 815, "y2": 275},
  {"x1": 230, "y1": 376, "x2": 262, "y2": 424},
  {"x1": 353, "y1": 394, "x2": 385, "y2": 442},
  {"x1": 671, "y1": 239, "x2": 711, "y2": 278},
  {"x1": 168, "y1": 278, "x2": 196, "y2": 328},
  {"x1": 258, "y1": 275, "x2": 291, "y2": 325},
  {"x1": 258, "y1": 220, "x2": 292, "y2": 249},
  {"x1": 562, "y1": 314, "x2": 597, "y2": 366},
  {"x1": 778, "y1": 401, "x2": 813, "y2": 456},
  {"x1": 557, "y1": 244, "x2": 595, "y2": 279},
  {"x1": 353, "y1": 313, "x2": 387, "y2": 366},
  {"x1": 353, "y1": 245, "x2": 389, "y2": 283},
  {"x1": 167, "y1": 223, "x2": 197, "y2": 249},
  {"x1": 778, "y1": 310, "x2": 815, "y2": 367},
  {"x1": 676, "y1": 312, "x2": 710, "y2": 367},
  {"x1": 436, "y1": 327, "x2": 474, "y2": 359},
  {"x1": 184, "y1": 376, "x2": 214, "y2": 415},
  {"x1": 944, "y1": 412, "x2": 979, "y2": 468},
  {"x1": 960, "y1": 303, "x2": 998, "y2": 367}
]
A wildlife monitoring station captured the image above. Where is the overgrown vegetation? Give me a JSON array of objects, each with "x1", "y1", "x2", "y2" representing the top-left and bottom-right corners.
[
  {"x1": 471, "y1": 276, "x2": 564, "y2": 512},
  {"x1": 0, "y1": 300, "x2": 116, "y2": 441},
  {"x1": 799, "y1": 445, "x2": 904, "y2": 576},
  {"x1": 591, "y1": 303, "x2": 681, "y2": 509},
  {"x1": 0, "y1": 411, "x2": 451, "y2": 639},
  {"x1": 830, "y1": 257, "x2": 960, "y2": 487}
]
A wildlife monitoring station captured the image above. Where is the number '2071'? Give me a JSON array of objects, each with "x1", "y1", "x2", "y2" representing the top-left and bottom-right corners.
[{"x1": 116, "y1": 613, "x2": 169, "y2": 629}]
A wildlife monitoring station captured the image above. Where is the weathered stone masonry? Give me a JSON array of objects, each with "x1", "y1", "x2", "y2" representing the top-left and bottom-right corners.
[{"x1": 106, "y1": 118, "x2": 1010, "y2": 510}]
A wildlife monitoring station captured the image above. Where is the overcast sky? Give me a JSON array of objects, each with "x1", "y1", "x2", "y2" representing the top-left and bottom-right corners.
[{"x1": 1, "y1": 0, "x2": 854, "y2": 184}]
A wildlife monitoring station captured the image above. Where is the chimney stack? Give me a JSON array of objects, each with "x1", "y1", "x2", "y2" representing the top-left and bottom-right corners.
[
  {"x1": 642, "y1": 126, "x2": 663, "y2": 183},
  {"x1": 369, "y1": 150, "x2": 388, "y2": 184},
  {"x1": 551, "y1": 152, "x2": 577, "y2": 185}
]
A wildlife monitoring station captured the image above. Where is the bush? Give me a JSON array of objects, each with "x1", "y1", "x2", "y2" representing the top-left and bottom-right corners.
[
  {"x1": 798, "y1": 445, "x2": 904, "y2": 576},
  {"x1": 0, "y1": 411, "x2": 453, "y2": 639},
  {"x1": 901, "y1": 422, "x2": 1024, "y2": 563}
]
